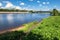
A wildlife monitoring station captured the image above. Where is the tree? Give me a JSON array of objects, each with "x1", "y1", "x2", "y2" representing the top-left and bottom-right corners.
[
  {"x1": 52, "y1": 9, "x2": 59, "y2": 16},
  {"x1": 29, "y1": 10, "x2": 34, "y2": 13}
]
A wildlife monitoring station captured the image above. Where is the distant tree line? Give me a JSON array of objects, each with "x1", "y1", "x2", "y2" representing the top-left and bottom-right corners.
[
  {"x1": 0, "y1": 9, "x2": 60, "y2": 15},
  {"x1": 0, "y1": 9, "x2": 28, "y2": 12}
]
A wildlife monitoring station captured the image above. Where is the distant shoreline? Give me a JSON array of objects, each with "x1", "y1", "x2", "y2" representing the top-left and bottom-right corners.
[{"x1": 0, "y1": 12, "x2": 29, "y2": 14}]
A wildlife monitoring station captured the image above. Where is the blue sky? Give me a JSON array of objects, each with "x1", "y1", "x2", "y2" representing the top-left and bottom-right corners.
[{"x1": 0, "y1": 0, "x2": 60, "y2": 11}]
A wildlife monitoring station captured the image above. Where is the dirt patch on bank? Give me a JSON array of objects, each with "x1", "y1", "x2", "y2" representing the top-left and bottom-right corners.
[{"x1": 0, "y1": 25, "x2": 25, "y2": 34}]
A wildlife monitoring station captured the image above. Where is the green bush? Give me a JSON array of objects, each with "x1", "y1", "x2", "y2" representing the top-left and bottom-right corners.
[
  {"x1": 0, "y1": 31, "x2": 26, "y2": 40},
  {"x1": 51, "y1": 9, "x2": 60, "y2": 16}
]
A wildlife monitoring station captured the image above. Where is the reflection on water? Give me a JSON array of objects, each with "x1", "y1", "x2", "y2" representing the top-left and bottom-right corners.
[
  {"x1": 0, "y1": 13, "x2": 50, "y2": 31},
  {"x1": 7, "y1": 14, "x2": 14, "y2": 24}
]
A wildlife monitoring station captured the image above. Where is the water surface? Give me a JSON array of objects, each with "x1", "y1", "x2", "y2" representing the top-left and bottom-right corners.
[{"x1": 0, "y1": 13, "x2": 50, "y2": 31}]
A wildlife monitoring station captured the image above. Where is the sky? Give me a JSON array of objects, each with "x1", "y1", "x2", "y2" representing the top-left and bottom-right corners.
[{"x1": 0, "y1": 0, "x2": 60, "y2": 11}]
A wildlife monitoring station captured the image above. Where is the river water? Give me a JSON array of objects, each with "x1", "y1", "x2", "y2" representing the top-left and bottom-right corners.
[{"x1": 0, "y1": 13, "x2": 50, "y2": 31}]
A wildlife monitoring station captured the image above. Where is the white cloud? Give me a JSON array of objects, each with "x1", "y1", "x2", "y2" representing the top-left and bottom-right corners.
[
  {"x1": 42, "y1": 2, "x2": 50, "y2": 5},
  {"x1": 23, "y1": 7, "x2": 27, "y2": 10},
  {"x1": 3, "y1": 1, "x2": 15, "y2": 9},
  {"x1": 22, "y1": 7, "x2": 33, "y2": 10},
  {"x1": 0, "y1": 7, "x2": 4, "y2": 9},
  {"x1": 43, "y1": 2, "x2": 46, "y2": 4},
  {"x1": 41, "y1": 6, "x2": 50, "y2": 11},
  {"x1": 20, "y1": 2, "x2": 25, "y2": 5},
  {"x1": 15, "y1": 6, "x2": 21, "y2": 10},
  {"x1": 37, "y1": 1, "x2": 40, "y2": 3},
  {"x1": 1, "y1": 1, "x2": 22, "y2": 10},
  {"x1": 5, "y1": 2, "x2": 14, "y2": 8},
  {"x1": 0, "y1": 3, "x2": 2, "y2": 6},
  {"x1": 41, "y1": 8, "x2": 50, "y2": 11}
]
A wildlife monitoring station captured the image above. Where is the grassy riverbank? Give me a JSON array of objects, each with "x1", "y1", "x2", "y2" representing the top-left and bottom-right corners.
[
  {"x1": 31, "y1": 16, "x2": 60, "y2": 40},
  {"x1": 0, "y1": 16, "x2": 60, "y2": 40}
]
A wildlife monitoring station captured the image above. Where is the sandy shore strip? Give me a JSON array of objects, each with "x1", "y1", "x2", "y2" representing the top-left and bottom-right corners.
[
  {"x1": 0, "y1": 25, "x2": 25, "y2": 34},
  {"x1": 0, "y1": 12, "x2": 29, "y2": 14}
]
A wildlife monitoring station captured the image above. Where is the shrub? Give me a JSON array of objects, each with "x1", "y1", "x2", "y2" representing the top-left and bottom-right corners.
[{"x1": 51, "y1": 9, "x2": 60, "y2": 16}]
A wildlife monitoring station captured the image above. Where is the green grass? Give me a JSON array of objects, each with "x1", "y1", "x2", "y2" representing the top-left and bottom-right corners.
[
  {"x1": 31, "y1": 16, "x2": 60, "y2": 40},
  {"x1": 20, "y1": 21, "x2": 39, "y2": 32}
]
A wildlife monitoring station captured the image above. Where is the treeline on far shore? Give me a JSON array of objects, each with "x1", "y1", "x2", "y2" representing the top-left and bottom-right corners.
[
  {"x1": 0, "y1": 9, "x2": 28, "y2": 12},
  {"x1": 0, "y1": 9, "x2": 60, "y2": 15},
  {"x1": 0, "y1": 9, "x2": 50, "y2": 13}
]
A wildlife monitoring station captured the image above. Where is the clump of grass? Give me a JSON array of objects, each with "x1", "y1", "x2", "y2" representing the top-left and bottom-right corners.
[{"x1": 20, "y1": 21, "x2": 39, "y2": 32}]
